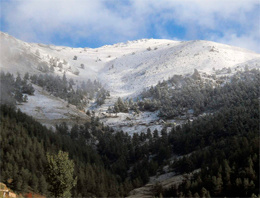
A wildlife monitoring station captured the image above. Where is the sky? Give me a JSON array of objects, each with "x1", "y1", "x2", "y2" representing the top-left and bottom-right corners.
[{"x1": 0, "y1": 0, "x2": 259, "y2": 52}]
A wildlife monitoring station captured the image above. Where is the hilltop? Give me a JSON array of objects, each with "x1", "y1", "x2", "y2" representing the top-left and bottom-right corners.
[{"x1": 0, "y1": 31, "x2": 259, "y2": 129}]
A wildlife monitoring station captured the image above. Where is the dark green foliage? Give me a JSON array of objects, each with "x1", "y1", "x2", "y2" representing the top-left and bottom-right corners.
[
  {"x1": 46, "y1": 151, "x2": 77, "y2": 197},
  {"x1": 169, "y1": 98, "x2": 259, "y2": 155},
  {"x1": 30, "y1": 73, "x2": 109, "y2": 109},
  {"x1": 38, "y1": 175, "x2": 48, "y2": 194},
  {"x1": 112, "y1": 97, "x2": 129, "y2": 113},
  {"x1": 0, "y1": 104, "x2": 161, "y2": 197},
  {"x1": 0, "y1": 105, "x2": 121, "y2": 197},
  {"x1": 158, "y1": 88, "x2": 259, "y2": 197},
  {"x1": 168, "y1": 133, "x2": 259, "y2": 197},
  {"x1": 1, "y1": 69, "x2": 259, "y2": 197},
  {"x1": 140, "y1": 69, "x2": 260, "y2": 118},
  {"x1": 0, "y1": 71, "x2": 35, "y2": 105},
  {"x1": 55, "y1": 122, "x2": 69, "y2": 136},
  {"x1": 96, "y1": 87, "x2": 109, "y2": 106}
]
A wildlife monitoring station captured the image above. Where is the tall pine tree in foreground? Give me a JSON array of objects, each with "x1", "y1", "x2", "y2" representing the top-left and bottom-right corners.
[{"x1": 46, "y1": 151, "x2": 77, "y2": 198}]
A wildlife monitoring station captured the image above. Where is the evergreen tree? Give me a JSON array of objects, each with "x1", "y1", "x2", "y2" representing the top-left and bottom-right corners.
[
  {"x1": 46, "y1": 151, "x2": 77, "y2": 197},
  {"x1": 38, "y1": 175, "x2": 48, "y2": 195}
]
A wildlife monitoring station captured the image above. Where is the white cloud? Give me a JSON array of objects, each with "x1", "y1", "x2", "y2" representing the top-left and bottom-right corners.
[
  {"x1": 1, "y1": 0, "x2": 259, "y2": 51},
  {"x1": 129, "y1": 0, "x2": 260, "y2": 51},
  {"x1": 2, "y1": 0, "x2": 142, "y2": 44},
  {"x1": 211, "y1": 31, "x2": 260, "y2": 53}
]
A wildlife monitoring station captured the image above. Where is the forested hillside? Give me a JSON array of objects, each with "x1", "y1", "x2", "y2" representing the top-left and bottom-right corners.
[
  {"x1": 0, "y1": 72, "x2": 35, "y2": 105},
  {"x1": 0, "y1": 69, "x2": 259, "y2": 197},
  {"x1": 112, "y1": 69, "x2": 259, "y2": 119},
  {"x1": 0, "y1": 104, "x2": 169, "y2": 197},
  {"x1": 0, "y1": 71, "x2": 109, "y2": 110},
  {"x1": 0, "y1": 105, "x2": 121, "y2": 197}
]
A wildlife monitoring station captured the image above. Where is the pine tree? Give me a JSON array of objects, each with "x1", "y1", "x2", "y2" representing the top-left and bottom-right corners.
[
  {"x1": 46, "y1": 151, "x2": 77, "y2": 198},
  {"x1": 62, "y1": 73, "x2": 67, "y2": 83},
  {"x1": 192, "y1": 69, "x2": 201, "y2": 80},
  {"x1": 15, "y1": 176, "x2": 23, "y2": 192},
  {"x1": 14, "y1": 90, "x2": 23, "y2": 102},
  {"x1": 153, "y1": 129, "x2": 159, "y2": 138},
  {"x1": 223, "y1": 159, "x2": 231, "y2": 189},
  {"x1": 114, "y1": 104, "x2": 119, "y2": 116},
  {"x1": 39, "y1": 175, "x2": 48, "y2": 195},
  {"x1": 70, "y1": 124, "x2": 79, "y2": 140},
  {"x1": 116, "y1": 97, "x2": 128, "y2": 112},
  {"x1": 23, "y1": 72, "x2": 29, "y2": 81},
  {"x1": 30, "y1": 174, "x2": 39, "y2": 192}
]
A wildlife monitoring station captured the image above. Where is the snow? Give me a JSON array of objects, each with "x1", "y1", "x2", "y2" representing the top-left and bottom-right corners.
[
  {"x1": 1, "y1": 31, "x2": 260, "y2": 131},
  {"x1": 1, "y1": 32, "x2": 259, "y2": 96},
  {"x1": 18, "y1": 85, "x2": 89, "y2": 128},
  {"x1": 101, "y1": 111, "x2": 163, "y2": 135}
]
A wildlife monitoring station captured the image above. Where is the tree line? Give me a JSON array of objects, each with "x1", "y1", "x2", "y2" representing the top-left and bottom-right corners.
[
  {"x1": 0, "y1": 71, "x2": 35, "y2": 105},
  {"x1": 111, "y1": 69, "x2": 259, "y2": 119},
  {"x1": 30, "y1": 73, "x2": 110, "y2": 109},
  {"x1": 0, "y1": 71, "x2": 110, "y2": 110},
  {"x1": 0, "y1": 68, "x2": 259, "y2": 197}
]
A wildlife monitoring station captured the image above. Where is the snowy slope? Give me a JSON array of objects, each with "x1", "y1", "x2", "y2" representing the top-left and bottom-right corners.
[
  {"x1": 18, "y1": 85, "x2": 89, "y2": 128},
  {"x1": 1, "y1": 31, "x2": 259, "y2": 96},
  {"x1": 1, "y1": 31, "x2": 259, "y2": 129},
  {"x1": 99, "y1": 40, "x2": 260, "y2": 96}
]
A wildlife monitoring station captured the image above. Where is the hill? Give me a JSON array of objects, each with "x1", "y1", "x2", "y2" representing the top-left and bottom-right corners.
[{"x1": 1, "y1": 31, "x2": 259, "y2": 130}]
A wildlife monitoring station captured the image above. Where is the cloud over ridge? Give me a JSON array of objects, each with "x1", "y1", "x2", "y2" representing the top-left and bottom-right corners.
[{"x1": 1, "y1": 0, "x2": 259, "y2": 52}]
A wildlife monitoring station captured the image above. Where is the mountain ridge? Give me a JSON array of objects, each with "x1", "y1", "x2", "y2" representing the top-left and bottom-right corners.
[
  {"x1": 1, "y1": 31, "x2": 259, "y2": 96},
  {"x1": 1, "y1": 31, "x2": 259, "y2": 129}
]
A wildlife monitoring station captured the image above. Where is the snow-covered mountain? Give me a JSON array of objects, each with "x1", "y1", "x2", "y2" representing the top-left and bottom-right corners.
[
  {"x1": 1, "y1": 32, "x2": 259, "y2": 96},
  {"x1": 1, "y1": 31, "x2": 259, "y2": 129}
]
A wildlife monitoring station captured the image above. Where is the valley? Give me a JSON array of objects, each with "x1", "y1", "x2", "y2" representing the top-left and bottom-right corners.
[{"x1": 0, "y1": 31, "x2": 259, "y2": 197}]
